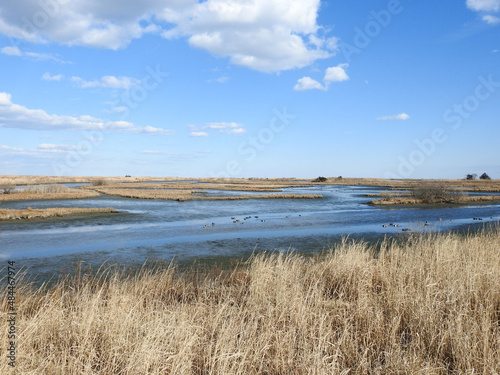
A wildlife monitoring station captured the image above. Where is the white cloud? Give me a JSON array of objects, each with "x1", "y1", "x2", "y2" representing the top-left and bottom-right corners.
[
  {"x1": 205, "y1": 122, "x2": 246, "y2": 134},
  {"x1": 1, "y1": 45, "x2": 64, "y2": 61},
  {"x1": 0, "y1": 92, "x2": 12, "y2": 105},
  {"x1": 37, "y1": 143, "x2": 79, "y2": 153},
  {"x1": 205, "y1": 122, "x2": 239, "y2": 130},
  {"x1": 42, "y1": 72, "x2": 63, "y2": 81},
  {"x1": 0, "y1": 143, "x2": 80, "y2": 157},
  {"x1": 294, "y1": 77, "x2": 325, "y2": 91},
  {"x1": 166, "y1": 0, "x2": 334, "y2": 72},
  {"x1": 141, "y1": 126, "x2": 173, "y2": 135},
  {"x1": 189, "y1": 121, "x2": 246, "y2": 135},
  {"x1": 71, "y1": 75, "x2": 140, "y2": 89},
  {"x1": 294, "y1": 63, "x2": 349, "y2": 91},
  {"x1": 0, "y1": 145, "x2": 24, "y2": 152},
  {"x1": 324, "y1": 63, "x2": 349, "y2": 83},
  {"x1": 0, "y1": 92, "x2": 173, "y2": 134},
  {"x1": 0, "y1": 0, "x2": 173, "y2": 50},
  {"x1": 483, "y1": 14, "x2": 500, "y2": 23},
  {"x1": 0, "y1": 0, "x2": 336, "y2": 72},
  {"x1": 1, "y1": 46, "x2": 22, "y2": 56},
  {"x1": 466, "y1": 0, "x2": 500, "y2": 12},
  {"x1": 466, "y1": 0, "x2": 500, "y2": 24},
  {"x1": 376, "y1": 113, "x2": 410, "y2": 121}
]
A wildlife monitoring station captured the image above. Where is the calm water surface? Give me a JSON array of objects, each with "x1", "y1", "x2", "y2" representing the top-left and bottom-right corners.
[{"x1": 1, "y1": 185, "x2": 499, "y2": 280}]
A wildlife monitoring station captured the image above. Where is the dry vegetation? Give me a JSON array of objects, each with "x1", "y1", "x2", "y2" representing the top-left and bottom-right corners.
[
  {"x1": 369, "y1": 195, "x2": 500, "y2": 205},
  {"x1": 369, "y1": 182, "x2": 500, "y2": 205},
  {"x1": 0, "y1": 175, "x2": 182, "y2": 186},
  {"x1": 0, "y1": 207, "x2": 118, "y2": 220},
  {"x1": 2, "y1": 229, "x2": 500, "y2": 374},
  {"x1": 311, "y1": 177, "x2": 500, "y2": 192},
  {"x1": 90, "y1": 187, "x2": 322, "y2": 201},
  {"x1": 0, "y1": 185, "x2": 100, "y2": 202},
  {"x1": 84, "y1": 182, "x2": 291, "y2": 192}
]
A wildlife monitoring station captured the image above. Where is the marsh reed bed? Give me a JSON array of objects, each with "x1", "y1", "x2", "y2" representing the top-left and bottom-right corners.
[{"x1": 1, "y1": 229, "x2": 500, "y2": 374}]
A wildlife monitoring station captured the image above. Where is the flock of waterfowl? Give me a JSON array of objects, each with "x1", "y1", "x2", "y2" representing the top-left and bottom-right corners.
[
  {"x1": 380, "y1": 216, "x2": 494, "y2": 232},
  {"x1": 202, "y1": 214, "x2": 496, "y2": 230},
  {"x1": 202, "y1": 214, "x2": 304, "y2": 228},
  {"x1": 381, "y1": 222, "x2": 412, "y2": 232}
]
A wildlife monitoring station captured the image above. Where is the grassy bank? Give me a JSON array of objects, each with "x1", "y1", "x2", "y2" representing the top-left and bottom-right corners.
[
  {"x1": 369, "y1": 195, "x2": 500, "y2": 205},
  {"x1": 90, "y1": 187, "x2": 322, "y2": 201},
  {"x1": 0, "y1": 185, "x2": 99, "y2": 201},
  {"x1": 1, "y1": 229, "x2": 500, "y2": 374},
  {"x1": 83, "y1": 181, "x2": 310, "y2": 192},
  {"x1": 0, "y1": 207, "x2": 118, "y2": 220}
]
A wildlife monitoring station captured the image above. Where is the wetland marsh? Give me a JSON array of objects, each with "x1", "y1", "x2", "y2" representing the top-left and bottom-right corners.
[{"x1": 1, "y1": 177, "x2": 499, "y2": 281}]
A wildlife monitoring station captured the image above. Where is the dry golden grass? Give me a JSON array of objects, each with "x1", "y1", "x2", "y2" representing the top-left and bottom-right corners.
[
  {"x1": 85, "y1": 182, "x2": 290, "y2": 192},
  {"x1": 0, "y1": 175, "x2": 182, "y2": 186},
  {"x1": 370, "y1": 195, "x2": 500, "y2": 205},
  {"x1": 90, "y1": 187, "x2": 322, "y2": 201},
  {"x1": 312, "y1": 177, "x2": 500, "y2": 192},
  {"x1": 0, "y1": 188, "x2": 100, "y2": 201},
  {"x1": 194, "y1": 177, "x2": 309, "y2": 185},
  {"x1": 365, "y1": 192, "x2": 410, "y2": 198},
  {"x1": 1, "y1": 229, "x2": 500, "y2": 374},
  {"x1": 0, "y1": 207, "x2": 118, "y2": 220}
]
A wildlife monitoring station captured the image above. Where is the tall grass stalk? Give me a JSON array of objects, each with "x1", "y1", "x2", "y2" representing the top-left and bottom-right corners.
[{"x1": 1, "y1": 229, "x2": 500, "y2": 374}]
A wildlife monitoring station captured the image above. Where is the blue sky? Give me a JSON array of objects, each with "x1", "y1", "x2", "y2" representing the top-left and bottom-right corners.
[{"x1": 0, "y1": 0, "x2": 499, "y2": 179}]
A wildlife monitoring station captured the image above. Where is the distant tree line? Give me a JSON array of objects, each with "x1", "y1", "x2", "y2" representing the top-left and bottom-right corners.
[{"x1": 465, "y1": 173, "x2": 491, "y2": 180}]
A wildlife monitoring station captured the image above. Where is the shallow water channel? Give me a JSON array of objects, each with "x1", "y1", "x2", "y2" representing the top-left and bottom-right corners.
[{"x1": 1, "y1": 185, "x2": 499, "y2": 281}]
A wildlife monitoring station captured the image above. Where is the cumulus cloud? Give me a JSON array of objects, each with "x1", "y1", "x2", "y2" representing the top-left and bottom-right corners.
[
  {"x1": 164, "y1": 0, "x2": 334, "y2": 72},
  {"x1": 1, "y1": 46, "x2": 22, "y2": 56},
  {"x1": 324, "y1": 63, "x2": 349, "y2": 83},
  {"x1": 71, "y1": 75, "x2": 140, "y2": 89},
  {"x1": 42, "y1": 72, "x2": 63, "y2": 81},
  {"x1": 0, "y1": 0, "x2": 171, "y2": 49},
  {"x1": 466, "y1": 0, "x2": 500, "y2": 11},
  {"x1": 294, "y1": 63, "x2": 349, "y2": 91},
  {"x1": 0, "y1": 92, "x2": 173, "y2": 134},
  {"x1": 466, "y1": 0, "x2": 500, "y2": 24},
  {"x1": 376, "y1": 113, "x2": 410, "y2": 121},
  {"x1": 293, "y1": 77, "x2": 325, "y2": 91},
  {"x1": 0, "y1": 0, "x2": 336, "y2": 72},
  {"x1": 205, "y1": 122, "x2": 246, "y2": 134},
  {"x1": 483, "y1": 14, "x2": 500, "y2": 23}
]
